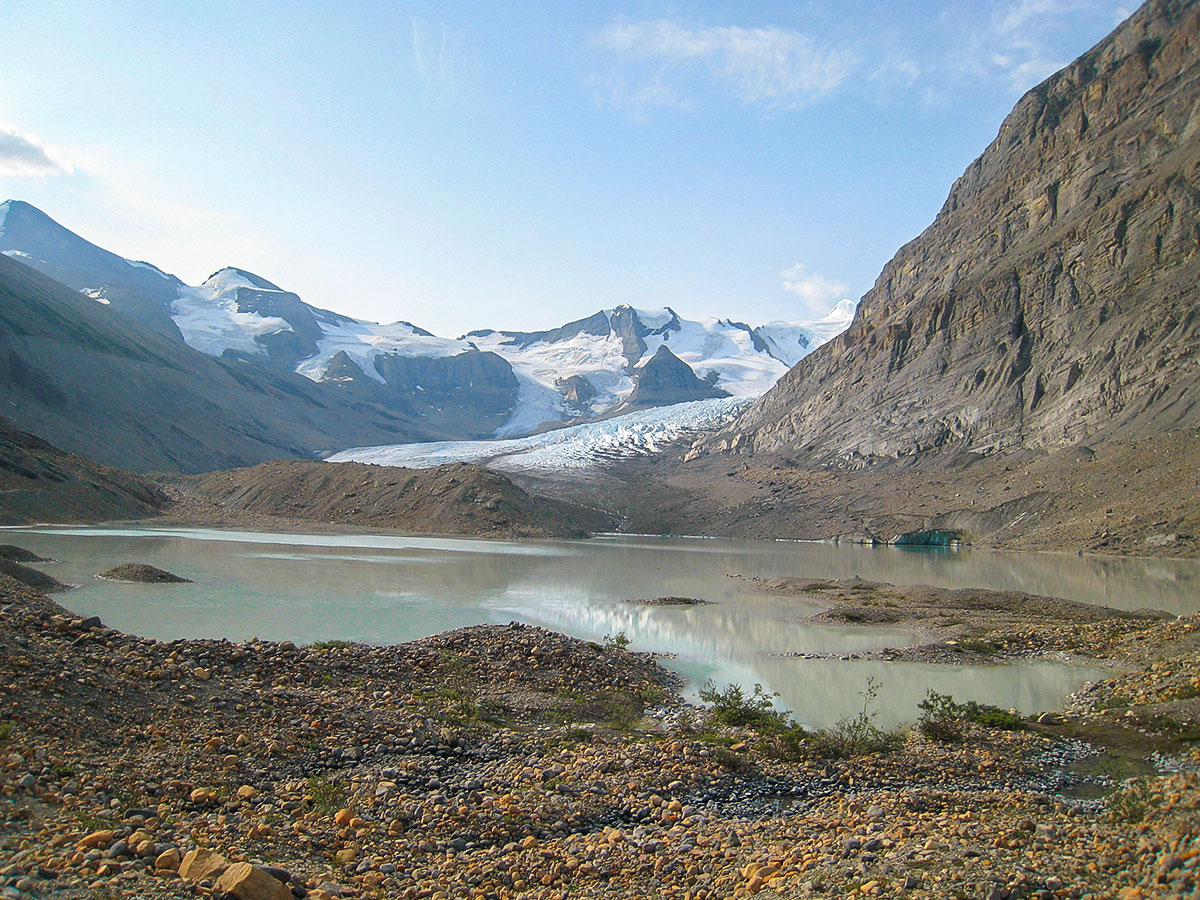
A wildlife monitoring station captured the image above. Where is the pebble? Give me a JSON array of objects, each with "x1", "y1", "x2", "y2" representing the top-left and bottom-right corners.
[{"x1": 0, "y1": 584, "x2": 1196, "y2": 900}]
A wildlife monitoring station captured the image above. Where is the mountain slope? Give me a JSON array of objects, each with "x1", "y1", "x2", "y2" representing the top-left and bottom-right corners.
[
  {"x1": 0, "y1": 199, "x2": 184, "y2": 339},
  {"x1": 709, "y1": 0, "x2": 1200, "y2": 468},
  {"x1": 0, "y1": 253, "x2": 435, "y2": 472},
  {"x1": 0, "y1": 202, "x2": 851, "y2": 438},
  {"x1": 0, "y1": 415, "x2": 167, "y2": 525}
]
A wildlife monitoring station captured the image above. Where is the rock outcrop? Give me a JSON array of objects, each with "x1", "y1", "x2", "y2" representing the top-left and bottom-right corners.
[
  {"x1": 709, "y1": 0, "x2": 1200, "y2": 469},
  {"x1": 626, "y1": 345, "x2": 729, "y2": 409}
]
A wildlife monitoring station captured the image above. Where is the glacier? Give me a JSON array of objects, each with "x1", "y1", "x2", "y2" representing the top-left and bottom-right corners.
[{"x1": 328, "y1": 396, "x2": 753, "y2": 474}]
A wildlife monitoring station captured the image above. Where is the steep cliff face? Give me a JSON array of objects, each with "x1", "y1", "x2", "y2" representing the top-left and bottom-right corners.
[{"x1": 712, "y1": 0, "x2": 1200, "y2": 468}]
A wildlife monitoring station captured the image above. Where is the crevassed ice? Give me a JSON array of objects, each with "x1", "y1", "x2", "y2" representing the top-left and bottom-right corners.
[{"x1": 329, "y1": 396, "x2": 752, "y2": 474}]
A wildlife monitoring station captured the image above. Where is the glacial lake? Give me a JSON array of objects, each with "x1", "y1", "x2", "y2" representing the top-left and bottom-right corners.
[{"x1": 8, "y1": 526, "x2": 1198, "y2": 729}]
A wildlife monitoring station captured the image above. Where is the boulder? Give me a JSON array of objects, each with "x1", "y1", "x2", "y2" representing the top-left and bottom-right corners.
[
  {"x1": 178, "y1": 847, "x2": 229, "y2": 882},
  {"x1": 216, "y1": 862, "x2": 294, "y2": 900}
]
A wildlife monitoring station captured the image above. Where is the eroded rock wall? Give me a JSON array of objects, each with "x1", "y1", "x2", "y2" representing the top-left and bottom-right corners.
[{"x1": 711, "y1": 0, "x2": 1200, "y2": 468}]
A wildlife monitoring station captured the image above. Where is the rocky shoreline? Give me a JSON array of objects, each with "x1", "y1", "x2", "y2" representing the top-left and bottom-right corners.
[
  {"x1": 2, "y1": 566, "x2": 1198, "y2": 900},
  {"x1": 748, "y1": 576, "x2": 1180, "y2": 668}
]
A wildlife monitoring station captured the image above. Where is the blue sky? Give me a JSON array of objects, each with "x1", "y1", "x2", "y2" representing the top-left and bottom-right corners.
[{"x1": 1, "y1": 0, "x2": 1133, "y2": 334}]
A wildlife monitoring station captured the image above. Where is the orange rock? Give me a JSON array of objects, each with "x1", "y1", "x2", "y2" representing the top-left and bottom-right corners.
[
  {"x1": 216, "y1": 862, "x2": 292, "y2": 900},
  {"x1": 78, "y1": 829, "x2": 114, "y2": 849},
  {"x1": 179, "y1": 848, "x2": 230, "y2": 882}
]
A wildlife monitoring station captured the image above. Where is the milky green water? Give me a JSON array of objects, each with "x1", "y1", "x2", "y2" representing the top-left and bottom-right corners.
[{"x1": 9, "y1": 526, "x2": 1194, "y2": 728}]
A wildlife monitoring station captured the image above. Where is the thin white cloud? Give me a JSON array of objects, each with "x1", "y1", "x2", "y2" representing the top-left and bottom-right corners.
[
  {"x1": 0, "y1": 123, "x2": 74, "y2": 178},
  {"x1": 594, "y1": 20, "x2": 854, "y2": 112},
  {"x1": 411, "y1": 18, "x2": 476, "y2": 96},
  {"x1": 780, "y1": 263, "x2": 849, "y2": 316},
  {"x1": 1000, "y1": 0, "x2": 1071, "y2": 33},
  {"x1": 855, "y1": 2, "x2": 1129, "y2": 105},
  {"x1": 990, "y1": 0, "x2": 1122, "y2": 87}
]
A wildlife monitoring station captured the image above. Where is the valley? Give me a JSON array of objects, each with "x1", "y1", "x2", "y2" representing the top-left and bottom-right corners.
[{"x1": 1, "y1": 1, "x2": 1198, "y2": 899}]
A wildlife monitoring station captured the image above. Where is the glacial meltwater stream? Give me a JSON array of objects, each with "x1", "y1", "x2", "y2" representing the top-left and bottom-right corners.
[{"x1": 7, "y1": 526, "x2": 1198, "y2": 729}]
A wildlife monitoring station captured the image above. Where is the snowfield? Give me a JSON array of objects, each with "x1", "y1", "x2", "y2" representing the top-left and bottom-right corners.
[
  {"x1": 295, "y1": 318, "x2": 470, "y2": 384},
  {"x1": 328, "y1": 396, "x2": 752, "y2": 474},
  {"x1": 1, "y1": 198, "x2": 857, "y2": 439},
  {"x1": 166, "y1": 267, "x2": 853, "y2": 434},
  {"x1": 172, "y1": 281, "x2": 295, "y2": 359}
]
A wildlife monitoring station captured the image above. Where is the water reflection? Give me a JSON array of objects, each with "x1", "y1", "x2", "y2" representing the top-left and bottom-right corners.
[{"x1": 7, "y1": 526, "x2": 1194, "y2": 728}]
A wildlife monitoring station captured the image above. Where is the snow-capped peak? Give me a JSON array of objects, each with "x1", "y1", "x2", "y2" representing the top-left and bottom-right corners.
[
  {"x1": 629, "y1": 306, "x2": 677, "y2": 331},
  {"x1": 201, "y1": 266, "x2": 285, "y2": 295},
  {"x1": 818, "y1": 298, "x2": 856, "y2": 326}
]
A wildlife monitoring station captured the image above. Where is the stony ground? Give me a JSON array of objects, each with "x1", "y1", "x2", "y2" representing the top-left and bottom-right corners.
[
  {"x1": 747, "y1": 576, "x2": 1178, "y2": 666},
  {"x1": 157, "y1": 461, "x2": 612, "y2": 541},
  {"x1": 1, "y1": 571, "x2": 1198, "y2": 900},
  {"x1": 525, "y1": 428, "x2": 1200, "y2": 558}
]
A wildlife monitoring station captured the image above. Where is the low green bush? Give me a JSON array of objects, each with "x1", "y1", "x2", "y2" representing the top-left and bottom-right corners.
[
  {"x1": 917, "y1": 690, "x2": 1024, "y2": 741},
  {"x1": 699, "y1": 681, "x2": 790, "y2": 731}
]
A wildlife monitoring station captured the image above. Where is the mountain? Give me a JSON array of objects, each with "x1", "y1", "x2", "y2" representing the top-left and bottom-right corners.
[
  {"x1": 0, "y1": 415, "x2": 167, "y2": 524},
  {"x1": 0, "y1": 199, "x2": 184, "y2": 339},
  {"x1": 0, "y1": 200, "x2": 852, "y2": 438},
  {"x1": 624, "y1": 345, "x2": 729, "y2": 408},
  {"x1": 467, "y1": 303, "x2": 853, "y2": 435},
  {"x1": 0, "y1": 252, "x2": 442, "y2": 472},
  {"x1": 704, "y1": 0, "x2": 1200, "y2": 469}
]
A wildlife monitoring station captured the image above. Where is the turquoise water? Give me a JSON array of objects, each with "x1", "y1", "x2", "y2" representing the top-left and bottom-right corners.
[{"x1": 9, "y1": 525, "x2": 1191, "y2": 728}]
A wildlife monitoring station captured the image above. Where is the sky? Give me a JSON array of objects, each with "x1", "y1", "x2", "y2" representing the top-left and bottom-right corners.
[{"x1": 1, "y1": 0, "x2": 1134, "y2": 336}]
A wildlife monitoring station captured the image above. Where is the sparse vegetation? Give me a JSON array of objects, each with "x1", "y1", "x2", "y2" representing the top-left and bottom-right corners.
[
  {"x1": 306, "y1": 775, "x2": 346, "y2": 818},
  {"x1": 699, "y1": 677, "x2": 901, "y2": 760},
  {"x1": 699, "y1": 680, "x2": 789, "y2": 731},
  {"x1": 806, "y1": 677, "x2": 900, "y2": 759},
  {"x1": 307, "y1": 639, "x2": 354, "y2": 651},
  {"x1": 602, "y1": 631, "x2": 632, "y2": 651},
  {"x1": 917, "y1": 690, "x2": 1025, "y2": 742},
  {"x1": 1108, "y1": 777, "x2": 1155, "y2": 823}
]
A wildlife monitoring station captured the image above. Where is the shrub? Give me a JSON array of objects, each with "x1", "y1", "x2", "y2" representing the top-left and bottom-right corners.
[
  {"x1": 807, "y1": 677, "x2": 899, "y2": 759},
  {"x1": 602, "y1": 631, "x2": 631, "y2": 651},
  {"x1": 699, "y1": 681, "x2": 789, "y2": 731},
  {"x1": 700, "y1": 677, "x2": 903, "y2": 760},
  {"x1": 917, "y1": 690, "x2": 1024, "y2": 741}
]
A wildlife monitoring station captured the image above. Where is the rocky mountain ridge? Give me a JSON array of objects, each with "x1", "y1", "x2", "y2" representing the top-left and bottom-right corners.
[
  {"x1": 0, "y1": 200, "x2": 852, "y2": 439},
  {"x1": 0, "y1": 252, "x2": 434, "y2": 472},
  {"x1": 704, "y1": 0, "x2": 1200, "y2": 469}
]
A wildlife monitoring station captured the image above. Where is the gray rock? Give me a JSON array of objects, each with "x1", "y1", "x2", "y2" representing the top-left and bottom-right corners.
[{"x1": 698, "y1": 1, "x2": 1200, "y2": 493}]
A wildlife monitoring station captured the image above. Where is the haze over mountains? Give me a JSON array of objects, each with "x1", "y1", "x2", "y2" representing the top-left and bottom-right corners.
[{"x1": 0, "y1": 199, "x2": 852, "y2": 458}]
